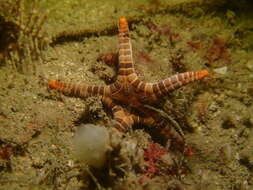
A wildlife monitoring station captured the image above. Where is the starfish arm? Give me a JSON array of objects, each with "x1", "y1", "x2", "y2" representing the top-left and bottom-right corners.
[
  {"x1": 48, "y1": 80, "x2": 111, "y2": 98},
  {"x1": 126, "y1": 72, "x2": 153, "y2": 93},
  {"x1": 102, "y1": 96, "x2": 134, "y2": 132},
  {"x1": 132, "y1": 114, "x2": 185, "y2": 147},
  {"x1": 101, "y1": 96, "x2": 117, "y2": 108},
  {"x1": 117, "y1": 17, "x2": 135, "y2": 80},
  {"x1": 108, "y1": 81, "x2": 122, "y2": 94},
  {"x1": 154, "y1": 119, "x2": 185, "y2": 150},
  {"x1": 148, "y1": 70, "x2": 209, "y2": 96},
  {"x1": 131, "y1": 114, "x2": 155, "y2": 126},
  {"x1": 112, "y1": 105, "x2": 134, "y2": 132}
]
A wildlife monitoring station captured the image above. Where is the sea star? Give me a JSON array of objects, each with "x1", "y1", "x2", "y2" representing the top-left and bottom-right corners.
[{"x1": 48, "y1": 17, "x2": 208, "y2": 140}]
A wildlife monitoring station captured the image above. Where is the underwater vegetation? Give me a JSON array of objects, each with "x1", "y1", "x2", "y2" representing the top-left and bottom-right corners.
[{"x1": 0, "y1": 0, "x2": 49, "y2": 75}]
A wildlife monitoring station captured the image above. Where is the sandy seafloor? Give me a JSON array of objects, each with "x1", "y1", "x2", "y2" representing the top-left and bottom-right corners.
[{"x1": 0, "y1": 0, "x2": 253, "y2": 189}]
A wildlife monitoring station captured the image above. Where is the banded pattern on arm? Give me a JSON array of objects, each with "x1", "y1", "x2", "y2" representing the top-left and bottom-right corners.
[
  {"x1": 128, "y1": 70, "x2": 208, "y2": 95},
  {"x1": 150, "y1": 70, "x2": 208, "y2": 96},
  {"x1": 48, "y1": 80, "x2": 111, "y2": 98},
  {"x1": 102, "y1": 96, "x2": 133, "y2": 132},
  {"x1": 112, "y1": 105, "x2": 134, "y2": 132},
  {"x1": 132, "y1": 114, "x2": 185, "y2": 146},
  {"x1": 102, "y1": 96, "x2": 158, "y2": 132},
  {"x1": 131, "y1": 114, "x2": 156, "y2": 126},
  {"x1": 154, "y1": 119, "x2": 185, "y2": 150},
  {"x1": 117, "y1": 17, "x2": 135, "y2": 80}
]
